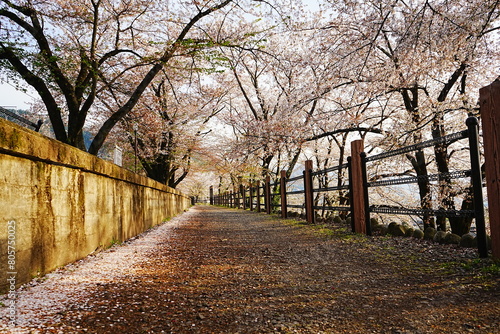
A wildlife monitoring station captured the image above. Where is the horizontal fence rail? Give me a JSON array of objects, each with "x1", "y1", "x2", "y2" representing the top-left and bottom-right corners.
[{"x1": 364, "y1": 131, "x2": 468, "y2": 162}]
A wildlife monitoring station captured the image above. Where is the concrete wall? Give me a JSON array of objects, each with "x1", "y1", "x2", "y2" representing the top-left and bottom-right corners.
[{"x1": 0, "y1": 118, "x2": 191, "y2": 293}]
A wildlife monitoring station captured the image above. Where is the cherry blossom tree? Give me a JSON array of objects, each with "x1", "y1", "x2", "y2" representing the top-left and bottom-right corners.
[
  {"x1": 0, "y1": 0, "x2": 234, "y2": 153},
  {"x1": 119, "y1": 67, "x2": 227, "y2": 187},
  {"x1": 317, "y1": 0, "x2": 500, "y2": 232}
]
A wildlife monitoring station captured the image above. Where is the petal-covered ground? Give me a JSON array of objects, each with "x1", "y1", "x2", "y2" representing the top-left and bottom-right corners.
[{"x1": 1, "y1": 206, "x2": 499, "y2": 333}]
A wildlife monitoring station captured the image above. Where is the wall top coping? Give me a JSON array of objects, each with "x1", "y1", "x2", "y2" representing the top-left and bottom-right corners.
[{"x1": 0, "y1": 117, "x2": 188, "y2": 197}]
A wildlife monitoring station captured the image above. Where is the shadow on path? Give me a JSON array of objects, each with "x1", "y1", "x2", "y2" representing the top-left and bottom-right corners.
[{"x1": 3, "y1": 206, "x2": 500, "y2": 333}]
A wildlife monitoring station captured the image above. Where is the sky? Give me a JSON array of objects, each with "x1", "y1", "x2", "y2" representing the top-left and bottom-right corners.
[{"x1": 0, "y1": 81, "x2": 38, "y2": 110}]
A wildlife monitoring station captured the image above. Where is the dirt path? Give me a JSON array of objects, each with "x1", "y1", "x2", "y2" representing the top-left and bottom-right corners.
[{"x1": 2, "y1": 206, "x2": 499, "y2": 333}]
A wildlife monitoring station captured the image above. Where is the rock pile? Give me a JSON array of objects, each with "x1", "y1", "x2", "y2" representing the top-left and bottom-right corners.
[
  {"x1": 289, "y1": 212, "x2": 489, "y2": 249},
  {"x1": 369, "y1": 218, "x2": 489, "y2": 248}
]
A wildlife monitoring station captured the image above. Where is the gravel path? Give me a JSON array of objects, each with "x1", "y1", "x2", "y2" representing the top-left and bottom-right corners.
[{"x1": 0, "y1": 206, "x2": 499, "y2": 333}]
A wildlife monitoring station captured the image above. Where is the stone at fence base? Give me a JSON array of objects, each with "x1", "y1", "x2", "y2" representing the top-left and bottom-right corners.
[
  {"x1": 364, "y1": 221, "x2": 487, "y2": 248},
  {"x1": 334, "y1": 216, "x2": 343, "y2": 224},
  {"x1": 433, "y1": 231, "x2": 448, "y2": 244},
  {"x1": 404, "y1": 227, "x2": 415, "y2": 238},
  {"x1": 444, "y1": 233, "x2": 462, "y2": 245},
  {"x1": 412, "y1": 229, "x2": 424, "y2": 239},
  {"x1": 424, "y1": 227, "x2": 437, "y2": 240},
  {"x1": 345, "y1": 217, "x2": 352, "y2": 228},
  {"x1": 370, "y1": 218, "x2": 380, "y2": 229},
  {"x1": 380, "y1": 226, "x2": 389, "y2": 236},
  {"x1": 371, "y1": 224, "x2": 385, "y2": 235},
  {"x1": 460, "y1": 233, "x2": 477, "y2": 248},
  {"x1": 370, "y1": 218, "x2": 386, "y2": 235},
  {"x1": 387, "y1": 222, "x2": 406, "y2": 237}
]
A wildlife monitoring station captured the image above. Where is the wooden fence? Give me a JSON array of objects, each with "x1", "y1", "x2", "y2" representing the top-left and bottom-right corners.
[
  {"x1": 212, "y1": 115, "x2": 497, "y2": 259},
  {"x1": 210, "y1": 80, "x2": 500, "y2": 259}
]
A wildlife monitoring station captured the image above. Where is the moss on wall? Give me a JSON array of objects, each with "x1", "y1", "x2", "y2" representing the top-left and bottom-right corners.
[{"x1": 0, "y1": 119, "x2": 191, "y2": 293}]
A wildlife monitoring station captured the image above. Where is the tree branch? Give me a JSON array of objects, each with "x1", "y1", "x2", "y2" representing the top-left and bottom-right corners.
[
  {"x1": 89, "y1": 0, "x2": 234, "y2": 154},
  {"x1": 305, "y1": 127, "x2": 384, "y2": 142}
]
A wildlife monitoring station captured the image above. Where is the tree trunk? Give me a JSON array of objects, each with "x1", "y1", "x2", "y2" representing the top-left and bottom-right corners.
[
  {"x1": 449, "y1": 187, "x2": 473, "y2": 236},
  {"x1": 406, "y1": 150, "x2": 434, "y2": 229}
]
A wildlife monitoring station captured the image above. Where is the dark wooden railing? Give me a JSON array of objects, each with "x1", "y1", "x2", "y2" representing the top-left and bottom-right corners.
[{"x1": 211, "y1": 117, "x2": 489, "y2": 258}]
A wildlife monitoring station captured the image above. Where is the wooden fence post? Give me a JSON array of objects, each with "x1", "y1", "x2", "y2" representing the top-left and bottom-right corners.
[
  {"x1": 350, "y1": 140, "x2": 367, "y2": 234},
  {"x1": 480, "y1": 81, "x2": 500, "y2": 258},
  {"x1": 304, "y1": 160, "x2": 315, "y2": 224},
  {"x1": 360, "y1": 152, "x2": 372, "y2": 236},
  {"x1": 347, "y1": 157, "x2": 355, "y2": 232},
  {"x1": 256, "y1": 181, "x2": 261, "y2": 213},
  {"x1": 280, "y1": 170, "x2": 288, "y2": 218},
  {"x1": 249, "y1": 183, "x2": 254, "y2": 211},
  {"x1": 467, "y1": 117, "x2": 488, "y2": 258},
  {"x1": 265, "y1": 176, "x2": 271, "y2": 214}
]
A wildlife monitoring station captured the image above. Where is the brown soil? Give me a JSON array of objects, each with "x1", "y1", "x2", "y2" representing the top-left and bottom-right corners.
[{"x1": 31, "y1": 206, "x2": 500, "y2": 333}]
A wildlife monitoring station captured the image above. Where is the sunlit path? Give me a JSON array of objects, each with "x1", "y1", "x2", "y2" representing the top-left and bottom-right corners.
[{"x1": 1, "y1": 206, "x2": 499, "y2": 333}]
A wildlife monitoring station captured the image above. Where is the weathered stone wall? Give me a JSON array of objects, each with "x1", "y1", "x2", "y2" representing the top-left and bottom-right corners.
[{"x1": 0, "y1": 118, "x2": 191, "y2": 293}]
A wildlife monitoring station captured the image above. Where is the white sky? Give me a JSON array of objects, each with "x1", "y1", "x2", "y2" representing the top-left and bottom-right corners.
[{"x1": 0, "y1": 81, "x2": 38, "y2": 110}]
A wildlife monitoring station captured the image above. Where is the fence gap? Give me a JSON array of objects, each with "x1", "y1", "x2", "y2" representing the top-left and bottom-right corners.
[
  {"x1": 249, "y1": 183, "x2": 254, "y2": 211},
  {"x1": 265, "y1": 176, "x2": 271, "y2": 214},
  {"x1": 242, "y1": 184, "x2": 246, "y2": 210},
  {"x1": 360, "y1": 152, "x2": 372, "y2": 236},
  {"x1": 256, "y1": 181, "x2": 261, "y2": 212}
]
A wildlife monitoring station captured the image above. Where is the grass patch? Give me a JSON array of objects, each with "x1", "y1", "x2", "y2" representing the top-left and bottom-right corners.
[
  {"x1": 280, "y1": 218, "x2": 363, "y2": 242},
  {"x1": 481, "y1": 262, "x2": 500, "y2": 275},
  {"x1": 439, "y1": 258, "x2": 500, "y2": 278}
]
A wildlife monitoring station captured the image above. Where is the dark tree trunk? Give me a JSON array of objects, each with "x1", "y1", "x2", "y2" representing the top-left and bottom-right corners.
[
  {"x1": 406, "y1": 150, "x2": 434, "y2": 229},
  {"x1": 449, "y1": 187, "x2": 474, "y2": 236}
]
